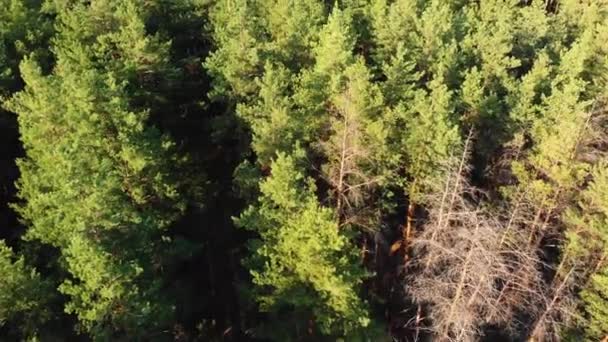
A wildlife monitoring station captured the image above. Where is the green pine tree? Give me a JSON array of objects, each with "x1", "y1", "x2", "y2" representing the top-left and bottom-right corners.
[
  {"x1": 294, "y1": 4, "x2": 355, "y2": 108},
  {"x1": 237, "y1": 62, "x2": 299, "y2": 166},
  {"x1": 565, "y1": 163, "x2": 608, "y2": 340},
  {"x1": 235, "y1": 150, "x2": 370, "y2": 338},
  {"x1": 205, "y1": 0, "x2": 266, "y2": 101},
  {"x1": 5, "y1": 1, "x2": 190, "y2": 338},
  {"x1": 261, "y1": 0, "x2": 325, "y2": 70},
  {"x1": 0, "y1": 239, "x2": 51, "y2": 339},
  {"x1": 498, "y1": 4, "x2": 608, "y2": 338}
]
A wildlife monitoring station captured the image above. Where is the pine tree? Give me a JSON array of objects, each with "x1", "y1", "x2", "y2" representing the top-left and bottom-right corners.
[
  {"x1": 581, "y1": 265, "x2": 608, "y2": 340},
  {"x1": 368, "y1": 0, "x2": 467, "y2": 256},
  {"x1": 205, "y1": 0, "x2": 266, "y2": 101},
  {"x1": 236, "y1": 150, "x2": 370, "y2": 338},
  {"x1": 369, "y1": 0, "x2": 426, "y2": 108},
  {"x1": 5, "y1": 1, "x2": 190, "y2": 338},
  {"x1": 261, "y1": 0, "x2": 325, "y2": 70},
  {"x1": 1, "y1": 0, "x2": 53, "y2": 244},
  {"x1": 406, "y1": 135, "x2": 526, "y2": 340},
  {"x1": 208, "y1": 0, "x2": 327, "y2": 183},
  {"x1": 230, "y1": 8, "x2": 383, "y2": 337},
  {"x1": 319, "y1": 59, "x2": 386, "y2": 229},
  {"x1": 236, "y1": 62, "x2": 300, "y2": 167},
  {"x1": 565, "y1": 163, "x2": 608, "y2": 340},
  {"x1": 206, "y1": 0, "x2": 324, "y2": 103},
  {"x1": 293, "y1": 5, "x2": 388, "y2": 229},
  {"x1": 364, "y1": 2, "x2": 608, "y2": 339},
  {"x1": 296, "y1": 5, "x2": 356, "y2": 115},
  {"x1": 496, "y1": 5, "x2": 608, "y2": 337},
  {"x1": 0, "y1": 239, "x2": 51, "y2": 339},
  {"x1": 458, "y1": 0, "x2": 522, "y2": 162},
  {"x1": 382, "y1": 75, "x2": 461, "y2": 266},
  {"x1": 396, "y1": 77, "x2": 461, "y2": 202},
  {"x1": 1, "y1": 0, "x2": 606, "y2": 339},
  {"x1": 0, "y1": 0, "x2": 52, "y2": 92}
]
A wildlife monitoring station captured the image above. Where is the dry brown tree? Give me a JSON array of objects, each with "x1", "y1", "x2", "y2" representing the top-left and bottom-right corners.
[
  {"x1": 318, "y1": 63, "x2": 384, "y2": 231},
  {"x1": 484, "y1": 155, "x2": 546, "y2": 334},
  {"x1": 487, "y1": 102, "x2": 608, "y2": 341},
  {"x1": 524, "y1": 104, "x2": 608, "y2": 341},
  {"x1": 406, "y1": 134, "x2": 541, "y2": 341}
]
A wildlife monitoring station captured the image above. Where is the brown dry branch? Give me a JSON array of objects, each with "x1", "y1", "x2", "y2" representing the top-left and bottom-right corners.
[
  {"x1": 406, "y1": 133, "x2": 540, "y2": 341},
  {"x1": 527, "y1": 264, "x2": 578, "y2": 342},
  {"x1": 319, "y1": 81, "x2": 382, "y2": 230},
  {"x1": 421, "y1": 130, "x2": 475, "y2": 271},
  {"x1": 485, "y1": 187, "x2": 546, "y2": 330},
  {"x1": 409, "y1": 190, "x2": 513, "y2": 341},
  {"x1": 497, "y1": 102, "x2": 608, "y2": 341}
]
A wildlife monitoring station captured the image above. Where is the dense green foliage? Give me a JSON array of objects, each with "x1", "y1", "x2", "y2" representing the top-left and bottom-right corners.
[
  {"x1": 571, "y1": 165, "x2": 608, "y2": 340},
  {"x1": 1, "y1": 0, "x2": 608, "y2": 341},
  {"x1": 236, "y1": 150, "x2": 370, "y2": 338},
  {"x1": 0, "y1": 240, "x2": 51, "y2": 338},
  {"x1": 6, "y1": 1, "x2": 193, "y2": 337}
]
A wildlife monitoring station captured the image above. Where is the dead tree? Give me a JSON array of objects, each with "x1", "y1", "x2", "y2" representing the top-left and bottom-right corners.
[
  {"x1": 495, "y1": 102, "x2": 608, "y2": 341},
  {"x1": 319, "y1": 77, "x2": 383, "y2": 230},
  {"x1": 406, "y1": 136, "x2": 540, "y2": 341}
]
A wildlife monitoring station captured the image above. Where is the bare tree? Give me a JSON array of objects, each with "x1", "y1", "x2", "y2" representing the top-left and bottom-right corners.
[
  {"x1": 406, "y1": 134, "x2": 541, "y2": 341},
  {"x1": 319, "y1": 74, "x2": 383, "y2": 230},
  {"x1": 493, "y1": 102, "x2": 608, "y2": 341},
  {"x1": 484, "y1": 180, "x2": 545, "y2": 332}
]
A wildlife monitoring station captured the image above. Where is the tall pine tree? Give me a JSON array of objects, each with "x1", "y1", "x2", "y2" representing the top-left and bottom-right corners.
[
  {"x1": 235, "y1": 150, "x2": 370, "y2": 339},
  {"x1": 5, "y1": 1, "x2": 192, "y2": 338},
  {"x1": 0, "y1": 240, "x2": 51, "y2": 339}
]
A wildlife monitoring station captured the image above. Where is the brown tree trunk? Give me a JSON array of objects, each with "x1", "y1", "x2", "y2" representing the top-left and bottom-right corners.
[
  {"x1": 403, "y1": 203, "x2": 416, "y2": 264},
  {"x1": 415, "y1": 303, "x2": 423, "y2": 341},
  {"x1": 528, "y1": 265, "x2": 575, "y2": 341}
]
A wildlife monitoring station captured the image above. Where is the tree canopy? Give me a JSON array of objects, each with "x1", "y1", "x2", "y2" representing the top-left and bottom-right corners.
[{"x1": 1, "y1": 0, "x2": 608, "y2": 341}]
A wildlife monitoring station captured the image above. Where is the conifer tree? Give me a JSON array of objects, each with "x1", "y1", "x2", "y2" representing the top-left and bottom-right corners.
[
  {"x1": 296, "y1": 6, "x2": 388, "y2": 229},
  {"x1": 223, "y1": 6, "x2": 379, "y2": 339},
  {"x1": 0, "y1": 0, "x2": 607, "y2": 340},
  {"x1": 0, "y1": 0, "x2": 52, "y2": 92},
  {"x1": 207, "y1": 0, "x2": 327, "y2": 185},
  {"x1": 385, "y1": 76, "x2": 461, "y2": 262},
  {"x1": 369, "y1": 0, "x2": 421, "y2": 107},
  {"x1": 495, "y1": 5, "x2": 608, "y2": 337},
  {"x1": 319, "y1": 59, "x2": 386, "y2": 229},
  {"x1": 205, "y1": 0, "x2": 266, "y2": 101},
  {"x1": 407, "y1": 136, "x2": 525, "y2": 341},
  {"x1": 458, "y1": 0, "x2": 523, "y2": 162},
  {"x1": 206, "y1": 0, "x2": 324, "y2": 103},
  {"x1": 236, "y1": 62, "x2": 297, "y2": 167},
  {"x1": 364, "y1": 2, "x2": 608, "y2": 339},
  {"x1": 369, "y1": 0, "x2": 464, "y2": 262},
  {"x1": 295, "y1": 5, "x2": 356, "y2": 123},
  {"x1": 1, "y1": 0, "x2": 52, "y2": 244},
  {"x1": 581, "y1": 264, "x2": 608, "y2": 340},
  {"x1": 260, "y1": 0, "x2": 325, "y2": 70},
  {"x1": 5, "y1": 1, "x2": 190, "y2": 338},
  {"x1": 235, "y1": 150, "x2": 370, "y2": 338},
  {"x1": 0, "y1": 240, "x2": 51, "y2": 339},
  {"x1": 565, "y1": 163, "x2": 608, "y2": 340}
]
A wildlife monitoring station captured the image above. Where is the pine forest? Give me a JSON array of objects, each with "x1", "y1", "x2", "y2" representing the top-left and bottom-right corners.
[{"x1": 1, "y1": 0, "x2": 608, "y2": 341}]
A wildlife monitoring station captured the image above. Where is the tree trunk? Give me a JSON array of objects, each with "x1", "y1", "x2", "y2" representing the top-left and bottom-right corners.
[
  {"x1": 528, "y1": 265, "x2": 575, "y2": 341},
  {"x1": 403, "y1": 202, "x2": 416, "y2": 264}
]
